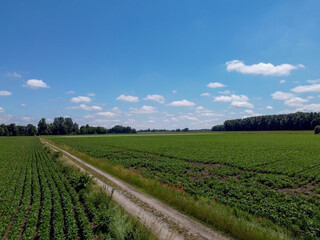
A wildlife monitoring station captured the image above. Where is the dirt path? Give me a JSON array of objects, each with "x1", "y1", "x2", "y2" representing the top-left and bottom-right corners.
[{"x1": 41, "y1": 138, "x2": 229, "y2": 240}]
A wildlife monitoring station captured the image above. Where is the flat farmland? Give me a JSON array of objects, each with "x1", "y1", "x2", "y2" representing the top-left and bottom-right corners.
[
  {"x1": 0, "y1": 137, "x2": 153, "y2": 240},
  {"x1": 47, "y1": 132, "x2": 320, "y2": 239}
]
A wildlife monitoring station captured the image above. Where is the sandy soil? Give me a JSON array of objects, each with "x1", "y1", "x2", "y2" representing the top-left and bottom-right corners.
[{"x1": 41, "y1": 138, "x2": 229, "y2": 240}]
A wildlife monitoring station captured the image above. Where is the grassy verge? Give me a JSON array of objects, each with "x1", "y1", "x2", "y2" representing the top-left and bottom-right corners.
[{"x1": 43, "y1": 138, "x2": 294, "y2": 240}]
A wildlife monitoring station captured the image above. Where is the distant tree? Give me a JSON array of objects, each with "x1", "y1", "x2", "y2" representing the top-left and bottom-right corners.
[
  {"x1": 27, "y1": 124, "x2": 37, "y2": 136},
  {"x1": 38, "y1": 118, "x2": 49, "y2": 135},
  {"x1": 212, "y1": 125, "x2": 225, "y2": 131},
  {"x1": 0, "y1": 125, "x2": 5, "y2": 136},
  {"x1": 7, "y1": 123, "x2": 18, "y2": 136},
  {"x1": 17, "y1": 125, "x2": 27, "y2": 136},
  {"x1": 108, "y1": 125, "x2": 136, "y2": 134},
  {"x1": 176, "y1": 128, "x2": 181, "y2": 132},
  {"x1": 314, "y1": 125, "x2": 320, "y2": 134},
  {"x1": 64, "y1": 117, "x2": 74, "y2": 134},
  {"x1": 52, "y1": 117, "x2": 67, "y2": 135},
  {"x1": 182, "y1": 128, "x2": 189, "y2": 132}
]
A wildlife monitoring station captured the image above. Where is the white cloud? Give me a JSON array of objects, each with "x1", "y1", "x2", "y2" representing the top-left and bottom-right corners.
[
  {"x1": 172, "y1": 90, "x2": 177, "y2": 94},
  {"x1": 116, "y1": 94, "x2": 139, "y2": 102},
  {"x1": 226, "y1": 60, "x2": 304, "y2": 76},
  {"x1": 0, "y1": 91, "x2": 12, "y2": 96},
  {"x1": 266, "y1": 106, "x2": 273, "y2": 110},
  {"x1": 79, "y1": 104, "x2": 102, "y2": 111},
  {"x1": 87, "y1": 93, "x2": 95, "y2": 97},
  {"x1": 284, "y1": 97, "x2": 308, "y2": 107},
  {"x1": 144, "y1": 94, "x2": 165, "y2": 104},
  {"x1": 130, "y1": 105, "x2": 158, "y2": 114},
  {"x1": 21, "y1": 117, "x2": 31, "y2": 122},
  {"x1": 244, "y1": 110, "x2": 254, "y2": 115},
  {"x1": 196, "y1": 106, "x2": 205, "y2": 111},
  {"x1": 179, "y1": 115, "x2": 198, "y2": 121},
  {"x1": 84, "y1": 114, "x2": 95, "y2": 119},
  {"x1": 24, "y1": 79, "x2": 50, "y2": 89},
  {"x1": 307, "y1": 79, "x2": 320, "y2": 84},
  {"x1": 214, "y1": 94, "x2": 249, "y2": 102},
  {"x1": 271, "y1": 91, "x2": 294, "y2": 100},
  {"x1": 231, "y1": 101, "x2": 254, "y2": 108},
  {"x1": 200, "y1": 92, "x2": 211, "y2": 97},
  {"x1": 280, "y1": 80, "x2": 286, "y2": 84},
  {"x1": 66, "y1": 90, "x2": 75, "y2": 94},
  {"x1": 168, "y1": 99, "x2": 196, "y2": 107},
  {"x1": 71, "y1": 96, "x2": 92, "y2": 103},
  {"x1": 111, "y1": 107, "x2": 122, "y2": 113},
  {"x1": 218, "y1": 90, "x2": 231, "y2": 94},
  {"x1": 21, "y1": 103, "x2": 27, "y2": 107},
  {"x1": 291, "y1": 84, "x2": 320, "y2": 93},
  {"x1": 0, "y1": 107, "x2": 4, "y2": 112},
  {"x1": 207, "y1": 82, "x2": 225, "y2": 88},
  {"x1": 7, "y1": 72, "x2": 21, "y2": 78},
  {"x1": 297, "y1": 104, "x2": 320, "y2": 112},
  {"x1": 308, "y1": 96, "x2": 315, "y2": 100},
  {"x1": 97, "y1": 111, "x2": 119, "y2": 117}
]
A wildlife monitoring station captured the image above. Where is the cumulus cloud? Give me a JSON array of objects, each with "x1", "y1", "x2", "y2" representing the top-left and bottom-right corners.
[
  {"x1": 87, "y1": 93, "x2": 95, "y2": 97},
  {"x1": 0, "y1": 91, "x2": 12, "y2": 96},
  {"x1": 111, "y1": 107, "x2": 122, "y2": 113},
  {"x1": 280, "y1": 80, "x2": 286, "y2": 84},
  {"x1": 71, "y1": 96, "x2": 92, "y2": 103},
  {"x1": 24, "y1": 79, "x2": 50, "y2": 89},
  {"x1": 266, "y1": 106, "x2": 273, "y2": 110},
  {"x1": 97, "y1": 111, "x2": 119, "y2": 117},
  {"x1": 144, "y1": 94, "x2": 165, "y2": 104},
  {"x1": 179, "y1": 115, "x2": 198, "y2": 121},
  {"x1": 7, "y1": 72, "x2": 21, "y2": 78},
  {"x1": 226, "y1": 60, "x2": 304, "y2": 76},
  {"x1": 231, "y1": 101, "x2": 253, "y2": 108},
  {"x1": 271, "y1": 91, "x2": 294, "y2": 100},
  {"x1": 307, "y1": 79, "x2": 320, "y2": 84},
  {"x1": 79, "y1": 104, "x2": 102, "y2": 111},
  {"x1": 284, "y1": 97, "x2": 308, "y2": 107},
  {"x1": 214, "y1": 94, "x2": 249, "y2": 102},
  {"x1": 201, "y1": 92, "x2": 211, "y2": 97},
  {"x1": 196, "y1": 106, "x2": 205, "y2": 111},
  {"x1": 116, "y1": 94, "x2": 139, "y2": 102},
  {"x1": 218, "y1": 90, "x2": 231, "y2": 94},
  {"x1": 207, "y1": 82, "x2": 225, "y2": 88},
  {"x1": 66, "y1": 90, "x2": 75, "y2": 94},
  {"x1": 130, "y1": 105, "x2": 158, "y2": 114},
  {"x1": 0, "y1": 107, "x2": 4, "y2": 112},
  {"x1": 172, "y1": 90, "x2": 177, "y2": 94},
  {"x1": 168, "y1": 100, "x2": 196, "y2": 107},
  {"x1": 291, "y1": 84, "x2": 320, "y2": 93},
  {"x1": 297, "y1": 104, "x2": 320, "y2": 112}
]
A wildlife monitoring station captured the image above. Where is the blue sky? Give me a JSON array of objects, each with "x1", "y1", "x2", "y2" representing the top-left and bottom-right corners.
[{"x1": 1, "y1": 0, "x2": 320, "y2": 129}]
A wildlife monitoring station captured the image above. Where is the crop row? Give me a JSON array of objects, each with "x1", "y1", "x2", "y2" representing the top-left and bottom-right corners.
[{"x1": 48, "y1": 133, "x2": 320, "y2": 239}]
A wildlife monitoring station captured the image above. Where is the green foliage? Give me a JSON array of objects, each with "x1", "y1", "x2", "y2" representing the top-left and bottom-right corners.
[
  {"x1": 224, "y1": 112, "x2": 320, "y2": 131},
  {"x1": 0, "y1": 137, "x2": 154, "y2": 240},
  {"x1": 314, "y1": 125, "x2": 320, "y2": 134},
  {"x1": 48, "y1": 132, "x2": 320, "y2": 239}
]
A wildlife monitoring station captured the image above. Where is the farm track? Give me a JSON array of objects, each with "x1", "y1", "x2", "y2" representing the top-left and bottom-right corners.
[{"x1": 41, "y1": 138, "x2": 230, "y2": 240}]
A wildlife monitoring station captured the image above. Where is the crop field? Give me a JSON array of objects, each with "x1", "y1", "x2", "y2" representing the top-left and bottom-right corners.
[
  {"x1": 47, "y1": 132, "x2": 320, "y2": 239},
  {"x1": 0, "y1": 137, "x2": 153, "y2": 240}
]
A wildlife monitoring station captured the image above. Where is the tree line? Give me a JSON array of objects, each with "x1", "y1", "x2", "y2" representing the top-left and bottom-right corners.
[
  {"x1": 0, "y1": 117, "x2": 136, "y2": 136},
  {"x1": 212, "y1": 112, "x2": 320, "y2": 131}
]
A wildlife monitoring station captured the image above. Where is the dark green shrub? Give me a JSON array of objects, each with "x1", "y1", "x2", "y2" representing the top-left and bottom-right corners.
[{"x1": 314, "y1": 125, "x2": 320, "y2": 134}]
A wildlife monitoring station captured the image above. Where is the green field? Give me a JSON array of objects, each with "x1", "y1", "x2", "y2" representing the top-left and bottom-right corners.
[
  {"x1": 47, "y1": 132, "x2": 320, "y2": 239},
  {"x1": 0, "y1": 137, "x2": 153, "y2": 240}
]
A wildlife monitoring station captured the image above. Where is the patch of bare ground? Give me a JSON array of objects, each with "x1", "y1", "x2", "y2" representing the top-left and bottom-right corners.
[{"x1": 278, "y1": 182, "x2": 319, "y2": 197}]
